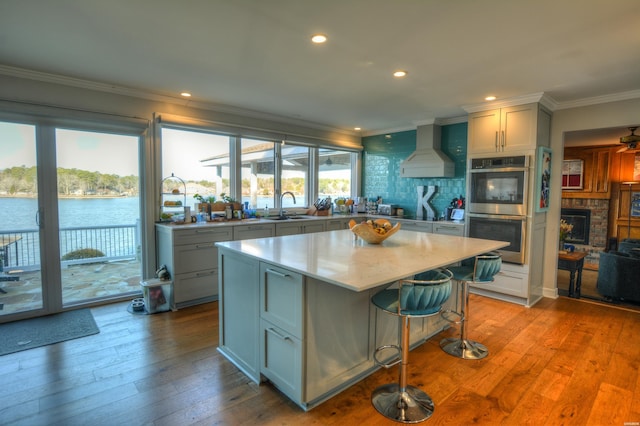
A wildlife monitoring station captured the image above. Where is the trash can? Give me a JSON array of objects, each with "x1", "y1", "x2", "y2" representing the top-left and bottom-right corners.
[{"x1": 140, "y1": 278, "x2": 173, "y2": 313}]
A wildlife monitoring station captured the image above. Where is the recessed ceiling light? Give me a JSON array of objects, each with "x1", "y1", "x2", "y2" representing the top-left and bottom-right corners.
[
  {"x1": 485, "y1": 95, "x2": 496, "y2": 101},
  {"x1": 311, "y1": 34, "x2": 327, "y2": 44},
  {"x1": 180, "y1": 92, "x2": 192, "y2": 98},
  {"x1": 393, "y1": 70, "x2": 407, "y2": 78},
  {"x1": 354, "y1": 127, "x2": 361, "y2": 131}
]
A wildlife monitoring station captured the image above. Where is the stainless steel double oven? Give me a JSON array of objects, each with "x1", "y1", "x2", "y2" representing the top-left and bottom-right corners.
[{"x1": 467, "y1": 155, "x2": 529, "y2": 264}]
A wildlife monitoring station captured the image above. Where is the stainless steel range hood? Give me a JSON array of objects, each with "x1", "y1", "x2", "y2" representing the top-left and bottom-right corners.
[{"x1": 400, "y1": 124, "x2": 454, "y2": 178}]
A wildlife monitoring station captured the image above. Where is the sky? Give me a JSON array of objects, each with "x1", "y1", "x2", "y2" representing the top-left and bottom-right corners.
[{"x1": 0, "y1": 122, "x2": 139, "y2": 176}]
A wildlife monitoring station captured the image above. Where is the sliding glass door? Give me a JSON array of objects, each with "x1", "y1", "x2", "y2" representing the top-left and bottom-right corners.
[
  {"x1": 0, "y1": 121, "x2": 44, "y2": 318},
  {"x1": 0, "y1": 118, "x2": 145, "y2": 322},
  {"x1": 55, "y1": 129, "x2": 142, "y2": 307}
]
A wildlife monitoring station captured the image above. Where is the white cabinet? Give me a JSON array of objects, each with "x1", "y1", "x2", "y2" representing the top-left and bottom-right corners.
[
  {"x1": 259, "y1": 263, "x2": 304, "y2": 401},
  {"x1": 433, "y1": 223, "x2": 464, "y2": 236},
  {"x1": 218, "y1": 250, "x2": 261, "y2": 381},
  {"x1": 233, "y1": 223, "x2": 275, "y2": 240},
  {"x1": 468, "y1": 103, "x2": 541, "y2": 155},
  {"x1": 275, "y1": 221, "x2": 325, "y2": 236},
  {"x1": 156, "y1": 225, "x2": 232, "y2": 309}
]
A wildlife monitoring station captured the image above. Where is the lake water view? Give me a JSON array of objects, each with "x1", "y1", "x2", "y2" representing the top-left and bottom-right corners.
[{"x1": 0, "y1": 197, "x2": 141, "y2": 231}]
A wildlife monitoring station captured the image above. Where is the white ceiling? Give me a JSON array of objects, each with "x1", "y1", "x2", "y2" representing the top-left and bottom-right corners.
[{"x1": 1, "y1": 0, "x2": 639, "y2": 135}]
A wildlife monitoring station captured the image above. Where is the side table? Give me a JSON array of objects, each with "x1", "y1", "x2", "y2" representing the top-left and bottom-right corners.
[{"x1": 558, "y1": 251, "x2": 588, "y2": 298}]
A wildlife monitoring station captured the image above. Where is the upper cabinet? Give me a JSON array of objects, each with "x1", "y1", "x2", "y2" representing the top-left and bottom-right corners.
[{"x1": 468, "y1": 103, "x2": 550, "y2": 155}]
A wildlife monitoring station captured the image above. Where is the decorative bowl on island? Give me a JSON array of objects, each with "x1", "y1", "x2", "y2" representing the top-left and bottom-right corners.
[{"x1": 349, "y1": 219, "x2": 401, "y2": 244}]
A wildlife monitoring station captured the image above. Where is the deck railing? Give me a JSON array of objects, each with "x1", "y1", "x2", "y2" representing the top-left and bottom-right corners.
[{"x1": 0, "y1": 223, "x2": 140, "y2": 272}]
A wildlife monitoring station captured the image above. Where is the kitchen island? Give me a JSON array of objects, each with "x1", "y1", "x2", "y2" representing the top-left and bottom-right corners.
[{"x1": 216, "y1": 229, "x2": 507, "y2": 410}]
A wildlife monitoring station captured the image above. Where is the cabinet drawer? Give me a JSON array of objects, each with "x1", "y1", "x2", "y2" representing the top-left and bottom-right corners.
[
  {"x1": 174, "y1": 227, "x2": 233, "y2": 245},
  {"x1": 260, "y1": 263, "x2": 304, "y2": 338},
  {"x1": 174, "y1": 243, "x2": 217, "y2": 274},
  {"x1": 174, "y1": 268, "x2": 217, "y2": 304},
  {"x1": 304, "y1": 223, "x2": 325, "y2": 234},
  {"x1": 399, "y1": 221, "x2": 433, "y2": 233},
  {"x1": 471, "y1": 270, "x2": 527, "y2": 297},
  {"x1": 433, "y1": 223, "x2": 464, "y2": 236},
  {"x1": 234, "y1": 224, "x2": 275, "y2": 240},
  {"x1": 260, "y1": 319, "x2": 302, "y2": 402},
  {"x1": 275, "y1": 223, "x2": 301, "y2": 236},
  {"x1": 325, "y1": 219, "x2": 346, "y2": 231}
]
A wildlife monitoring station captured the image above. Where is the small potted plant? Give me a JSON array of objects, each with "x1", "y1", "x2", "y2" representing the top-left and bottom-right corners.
[
  {"x1": 220, "y1": 193, "x2": 242, "y2": 211},
  {"x1": 193, "y1": 194, "x2": 218, "y2": 213}
]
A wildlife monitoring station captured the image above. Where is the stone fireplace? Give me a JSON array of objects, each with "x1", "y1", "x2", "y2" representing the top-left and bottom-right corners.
[{"x1": 560, "y1": 198, "x2": 609, "y2": 268}]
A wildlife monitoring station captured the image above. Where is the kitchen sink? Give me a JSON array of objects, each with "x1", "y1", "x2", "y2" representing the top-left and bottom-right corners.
[{"x1": 264, "y1": 215, "x2": 310, "y2": 220}]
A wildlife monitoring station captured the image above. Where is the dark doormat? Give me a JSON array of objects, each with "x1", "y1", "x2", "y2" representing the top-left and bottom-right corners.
[{"x1": 0, "y1": 308, "x2": 99, "y2": 356}]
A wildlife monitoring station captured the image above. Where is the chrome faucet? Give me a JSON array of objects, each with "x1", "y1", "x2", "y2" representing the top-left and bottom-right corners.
[{"x1": 279, "y1": 191, "x2": 296, "y2": 218}]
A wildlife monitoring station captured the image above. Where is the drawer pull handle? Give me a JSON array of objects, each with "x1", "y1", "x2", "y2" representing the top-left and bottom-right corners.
[
  {"x1": 195, "y1": 244, "x2": 215, "y2": 249},
  {"x1": 196, "y1": 271, "x2": 215, "y2": 277},
  {"x1": 268, "y1": 327, "x2": 292, "y2": 341},
  {"x1": 266, "y1": 268, "x2": 290, "y2": 278}
]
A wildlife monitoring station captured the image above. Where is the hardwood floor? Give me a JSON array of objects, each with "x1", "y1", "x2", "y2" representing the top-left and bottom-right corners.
[{"x1": 1, "y1": 295, "x2": 639, "y2": 425}]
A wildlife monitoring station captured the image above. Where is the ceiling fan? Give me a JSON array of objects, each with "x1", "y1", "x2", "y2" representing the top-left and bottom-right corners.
[{"x1": 618, "y1": 127, "x2": 640, "y2": 153}]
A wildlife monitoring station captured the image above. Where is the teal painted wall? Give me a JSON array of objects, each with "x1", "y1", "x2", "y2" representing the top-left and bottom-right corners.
[{"x1": 362, "y1": 122, "x2": 467, "y2": 218}]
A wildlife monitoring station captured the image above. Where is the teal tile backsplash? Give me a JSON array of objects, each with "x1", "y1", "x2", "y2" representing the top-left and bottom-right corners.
[{"x1": 362, "y1": 122, "x2": 467, "y2": 218}]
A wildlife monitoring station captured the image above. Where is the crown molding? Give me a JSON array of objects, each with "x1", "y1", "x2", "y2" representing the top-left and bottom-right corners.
[
  {"x1": 553, "y1": 89, "x2": 640, "y2": 110},
  {"x1": 462, "y1": 92, "x2": 558, "y2": 113}
]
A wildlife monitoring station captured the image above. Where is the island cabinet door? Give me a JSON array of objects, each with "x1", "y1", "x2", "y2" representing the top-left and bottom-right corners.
[
  {"x1": 303, "y1": 278, "x2": 373, "y2": 404},
  {"x1": 218, "y1": 250, "x2": 261, "y2": 382},
  {"x1": 260, "y1": 319, "x2": 303, "y2": 403},
  {"x1": 259, "y1": 263, "x2": 304, "y2": 337},
  {"x1": 259, "y1": 263, "x2": 305, "y2": 403}
]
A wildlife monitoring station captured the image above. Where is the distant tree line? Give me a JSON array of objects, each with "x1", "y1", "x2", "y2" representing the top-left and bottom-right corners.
[
  {"x1": 0, "y1": 166, "x2": 140, "y2": 196},
  {"x1": 1, "y1": 165, "x2": 351, "y2": 198}
]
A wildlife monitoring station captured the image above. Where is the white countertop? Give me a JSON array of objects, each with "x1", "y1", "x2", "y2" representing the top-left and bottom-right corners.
[
  {"x1": 216, "y1": 229, "x2": 507, "y2": 292},
  {"x1": 157, "y1": 214, "x2": 464, "y2": 230}
]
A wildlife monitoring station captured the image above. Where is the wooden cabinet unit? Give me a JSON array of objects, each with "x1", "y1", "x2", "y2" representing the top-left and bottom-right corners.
[
  {"x1": 156, "y1": 225, "x2": 232, "y2": 309},
  {"x1": 467, "y1": 103, "x2": 545, "y2": 155},
  {"x1": 562, "y1": 146, "x2": 614, "y2": 199}
]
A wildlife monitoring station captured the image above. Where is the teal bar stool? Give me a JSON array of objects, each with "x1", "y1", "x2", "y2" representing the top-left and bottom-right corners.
[
  {"x1": 440, "y1": 252, "x2": 502, "y2": 360},
  {"x1": 371, "y1": 268, "x2": 453, "y2": 423}
]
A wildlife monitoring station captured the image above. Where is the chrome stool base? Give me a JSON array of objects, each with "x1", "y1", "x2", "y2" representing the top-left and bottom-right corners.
[
  {"x1": 371, "y1": 383, "x2": 434, "y2": 423},
  {"x1": 439, "y1": 337, "x2": 488, "y2": 360}
]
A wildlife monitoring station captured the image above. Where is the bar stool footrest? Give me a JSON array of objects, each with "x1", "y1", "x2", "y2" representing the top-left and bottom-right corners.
[
  {"x1": 371, "y1": 383, "x2": 434, "y2": 423},
  {"x1": 441, "y1": 309, "x2": 463, "y2": 324},
  {"x1": 373, "y1": 344, "x2": 401, "y2": 368}
]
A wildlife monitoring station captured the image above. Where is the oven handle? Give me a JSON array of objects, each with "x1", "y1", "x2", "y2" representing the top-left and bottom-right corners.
[
  {"x1": 468, "y1": 166, "x2": 529, "y2": 173},
  {"x1": 467, "y1": 213, "x2": 527, "y2": 221}
]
